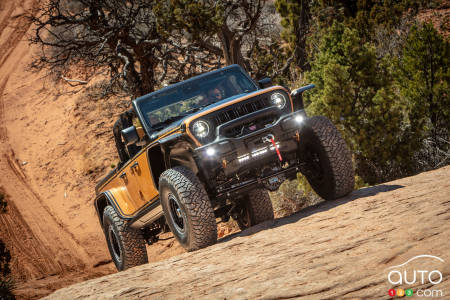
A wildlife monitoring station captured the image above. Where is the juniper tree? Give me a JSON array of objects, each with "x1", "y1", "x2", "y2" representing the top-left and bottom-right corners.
[
  {"x1": 304, "y1": 22, "x2": 411, "y2": 183},
  {"x1": 397, "y1": 22, "x2": 450, "y2": 169},
  {"x1": 275, "y1": 0, "x2": 311, "y2": 71},
  {"x1": 153, "y1": 0, "x2": 281, "y2": 77},
  {"x1": 30, "y1": 0, "x2": 222, "y2": 97}
]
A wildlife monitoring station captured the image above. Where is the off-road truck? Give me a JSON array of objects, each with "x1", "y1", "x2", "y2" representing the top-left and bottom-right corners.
[{"x1": 94, "y1": 64, "x2": 354, "y2": 271}]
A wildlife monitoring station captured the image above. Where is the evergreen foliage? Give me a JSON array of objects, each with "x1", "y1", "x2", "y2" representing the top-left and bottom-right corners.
[
  {"x1": 276, "y1": 0, "x2": 449, "y2": 184},
  {"x1": 154, "y1": 0, "x2": 278, "y2": 75},
  {"x1": 397, "y1": 22, "x2": 450, "y2": 169},
  {"x1": 305, "y1": 22, "x2": 408, "y2": 183},
  {"x1": 275, "y1": 0, "x2": 311, "y2": 70}
]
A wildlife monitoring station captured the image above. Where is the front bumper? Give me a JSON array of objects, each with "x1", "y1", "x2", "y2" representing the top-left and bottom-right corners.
[{"x1": 194, "y1": 109, "x2": 307, "y2": 179}]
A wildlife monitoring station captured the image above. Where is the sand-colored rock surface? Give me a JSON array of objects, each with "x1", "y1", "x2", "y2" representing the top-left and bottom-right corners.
[{"x1": 46, "y1": 166, "x2": 450, "y2": 299}]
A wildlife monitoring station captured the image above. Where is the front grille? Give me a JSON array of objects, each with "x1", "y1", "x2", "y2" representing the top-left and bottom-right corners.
[
  {"x1": 224, "y1": 115, "x2": 275, "y2": 138},
  {"x1": 214, "y1": 97, "x2": 270, "y2": 126},
  {"x1": 190, "y1": 89, "x2": 291, "y2": 144}
]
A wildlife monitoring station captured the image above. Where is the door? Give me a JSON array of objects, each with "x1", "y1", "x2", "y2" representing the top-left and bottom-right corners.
[{"x1": 125, "y1": 151, "x2": 159, "y2": 210}]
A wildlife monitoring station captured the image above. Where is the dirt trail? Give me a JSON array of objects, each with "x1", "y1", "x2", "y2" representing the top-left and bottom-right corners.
[
  {"x1": 0, "y1": 0, "x2": 185, "y2": 298},
  {"x1": 0, "y1": 0, "x2": 92, "y2": 276},
  {"x1": 0, "y1": 0, "x2": 116, "y2": 297},
  {"x1": 46, "y1": 166, "x2": 450, "y2": 299}
]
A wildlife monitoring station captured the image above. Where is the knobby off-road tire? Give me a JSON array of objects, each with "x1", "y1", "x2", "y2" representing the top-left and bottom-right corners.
[
  {"x1": 300, "y1": 116, "x2": 354, "y2": 200},
  {"x1": 159, "y1": 166, "x2": 217, "y2": 251},
  {"x1": 237, "y1": 188, "x2": 274, "y2": 230},
  {"x1": 103, "y1": 206, "x2": 148, "y2": 271}
]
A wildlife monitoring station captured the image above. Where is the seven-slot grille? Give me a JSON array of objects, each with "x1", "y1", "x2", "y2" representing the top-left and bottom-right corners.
[
  {"x1": 191, "y1": 90, "x2": 290, "y2": 144},
  {"x1": 213, "y1": 96, "x2": 271, "y2": 126}
]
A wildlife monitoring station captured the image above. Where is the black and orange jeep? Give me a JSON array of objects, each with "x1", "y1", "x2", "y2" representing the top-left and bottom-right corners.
[{"x1": 94, "y1": 65, "x2": 354, "y2": 271}]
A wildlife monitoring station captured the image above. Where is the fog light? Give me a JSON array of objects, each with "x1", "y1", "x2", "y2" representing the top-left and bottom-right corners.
[
  {"x1": 206, "y1": 148, "x2": 216, "y2": 156},
  {"x1": 295, "y1": 115, "x2": 304, "y2": 124}
]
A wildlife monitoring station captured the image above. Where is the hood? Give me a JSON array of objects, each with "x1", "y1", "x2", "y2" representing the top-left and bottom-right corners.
[{"x1": 149, "y1": 88, "x2": 279, "y2": 140}]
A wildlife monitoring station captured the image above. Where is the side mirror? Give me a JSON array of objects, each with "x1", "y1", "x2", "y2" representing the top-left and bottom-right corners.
[
  {"x1": 121, "y1": 126, "x2": 139, "y2": 146},
  {"x1": 290, "y1": 84, "x2": 315, "y2": 111},
  {"x1": 258, "y1": 77, "x2": 272, "y2": 89}
]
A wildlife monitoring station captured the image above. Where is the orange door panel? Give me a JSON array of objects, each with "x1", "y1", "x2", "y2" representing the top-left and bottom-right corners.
[
  {"x1": 100, "y1": 150, "x2": 159, "y2": 216},
  {"x1": 101, "y1": 174, "x2": 138, "y2": 216},
  {"x1": 126, "y1": 151, "x2": 159, "y2": 208}
]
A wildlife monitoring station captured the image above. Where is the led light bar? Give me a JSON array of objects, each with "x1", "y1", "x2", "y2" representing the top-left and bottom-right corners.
[{"x1": 237, "y1": 143, "x2": 280, "y2": 163}]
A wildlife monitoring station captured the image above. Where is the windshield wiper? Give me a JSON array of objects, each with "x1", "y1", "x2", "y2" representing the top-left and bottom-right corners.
[
  {"x1": 180, "y1": 104, "x2": 210, "y2": 116},
  {"x1": 152, "y1": 115, "x2": 184, "y2": 130}
]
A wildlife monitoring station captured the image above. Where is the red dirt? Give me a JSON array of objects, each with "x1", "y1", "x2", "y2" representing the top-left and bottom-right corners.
[{"x1": 0, "y1": 1, "x2": 186, "y2": 298}]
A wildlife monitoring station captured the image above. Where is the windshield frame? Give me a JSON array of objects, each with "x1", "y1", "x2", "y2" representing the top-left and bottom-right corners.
[{"x1": 132, "y1": 64, "x2": 258, "y2": 136}]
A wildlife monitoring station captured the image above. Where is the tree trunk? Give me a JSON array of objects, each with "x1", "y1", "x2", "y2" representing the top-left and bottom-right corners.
[
  {"x1": 294, "y1": 0, "x2": 310, "y2": 71},
  {"x1": 219, "y1": 25, "x2": 251, "y2": 71},
  {"x1": 137, "y1": 50, "x2": 156, "y2": 96}
]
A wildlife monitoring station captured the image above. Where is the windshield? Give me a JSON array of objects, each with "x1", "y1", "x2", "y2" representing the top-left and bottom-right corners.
[{"x1": 136, "y1": 67, "x2": 258, "y2": 130}]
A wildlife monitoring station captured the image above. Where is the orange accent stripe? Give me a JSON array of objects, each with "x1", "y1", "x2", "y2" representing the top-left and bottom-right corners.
[
  {"x1": 185, "y1": 86, "x2": 293, "y2": 146},
  {"x1": 153, "y1": 128, "x2": 181, "y2": 143}
]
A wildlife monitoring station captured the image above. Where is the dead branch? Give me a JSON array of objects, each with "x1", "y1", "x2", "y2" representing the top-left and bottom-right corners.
[{"x1": 61, "y1": 76, "x2": 88, "y2": 86}]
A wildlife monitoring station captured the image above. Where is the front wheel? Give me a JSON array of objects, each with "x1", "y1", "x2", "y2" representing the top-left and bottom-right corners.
[
  {"x1": 103, "y1": 206, "x2": 148, "y2": 271},
  {"x1": 299, "y1": 116, "x2": 354, "y2": 200},
  {"x1": 159, "y1": 166, "x2": 217, "y2": 251},
  {"x1": 236, "y1": 188, "x2": 274, "y2": 230}
]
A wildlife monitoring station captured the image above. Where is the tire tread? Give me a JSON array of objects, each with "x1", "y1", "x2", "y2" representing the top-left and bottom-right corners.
[
  {"x1": 159, "y1": 166, "x2": 217, "y2": 251},
  {"x1": 303, "y1": 116, "x2": 354, "y2": 199},
  {"x1": 247, "y1": 188, "x2": 274, "y2": 224},
  {"x1": 103, "y1": 206, "x2": 148, "y2": 270}
]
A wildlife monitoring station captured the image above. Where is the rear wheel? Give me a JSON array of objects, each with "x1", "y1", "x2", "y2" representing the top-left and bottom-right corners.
[
  {"x1": 103, "y1": 206, "x2": 148, "y2": 271},
  {"x1": 159, "y1": 166, "x2": 217, "y2": 251},
  {"x1": 299, "y1": 116, "x2": 354, "y2": 200},
  {"x1": 236, "y1": 188, "x2": 274, "y2": 230}
]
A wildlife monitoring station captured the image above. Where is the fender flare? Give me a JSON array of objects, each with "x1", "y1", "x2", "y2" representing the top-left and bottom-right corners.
[
  {"x1": 154, "y1": 133, "x2": 199, "y2": 174},
  {"x1": 94, "y1": 191, "x2": 132, "y2": 226}
]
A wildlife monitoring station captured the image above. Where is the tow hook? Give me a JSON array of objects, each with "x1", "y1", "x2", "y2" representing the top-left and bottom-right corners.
[
  {"x1": 262, "y1": 134, "x2": 275, "y2": 143},
  {"x1": 262, "y1": 134, "x2": 283, "y2": 162}
]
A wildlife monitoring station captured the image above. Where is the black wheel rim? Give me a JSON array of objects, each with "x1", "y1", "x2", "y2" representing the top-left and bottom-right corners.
[
  {"x1": 168, "y1": 193, "x2": 186, "y2": 233},
  {"x1": 108, "y1": 226, "x2": 122, "y2": 263}
]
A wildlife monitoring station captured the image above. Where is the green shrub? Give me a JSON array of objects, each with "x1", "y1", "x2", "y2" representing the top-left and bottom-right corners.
[
  {"x1": 270, "y1": 176, "x2": 322, "y2": 217},
  {"x1": 304, "y1": 21, "x2": 431, "y2": 184},
  {"x1": 396, "y1": 22, "x2": 450, "y2": 170}
]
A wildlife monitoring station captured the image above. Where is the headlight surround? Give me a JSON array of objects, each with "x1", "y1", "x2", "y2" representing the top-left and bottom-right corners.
[
  {"x1": 192, "y1": 120, "x2": 210, "y2": 139},
  {"x1": 271, "y1": 92, "x2": 286, "y2": 109}
]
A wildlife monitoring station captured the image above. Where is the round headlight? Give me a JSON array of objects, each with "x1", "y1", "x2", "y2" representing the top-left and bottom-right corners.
[
  {"x1": 271, "y1": 92, "x2": 286, "y2": 109},
  {"x1": 192, "y1": 120, "x2": 210, "y2": 139}
]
